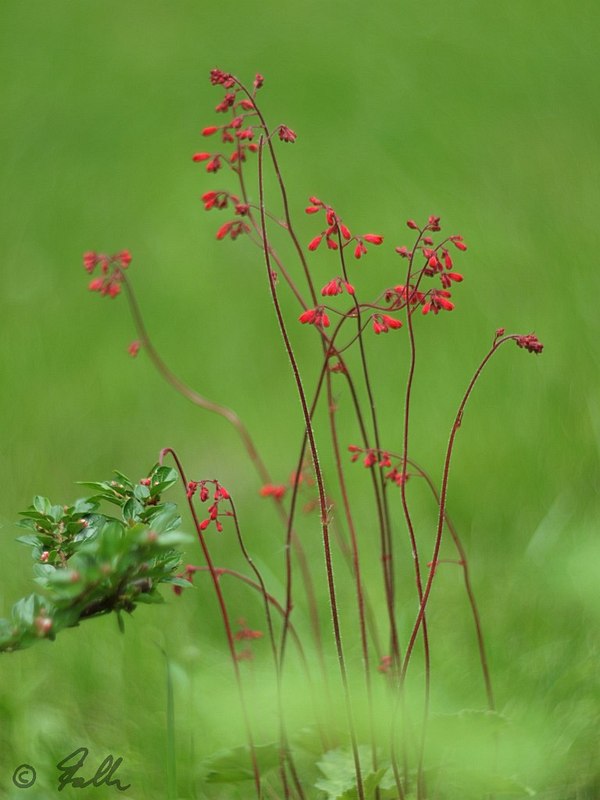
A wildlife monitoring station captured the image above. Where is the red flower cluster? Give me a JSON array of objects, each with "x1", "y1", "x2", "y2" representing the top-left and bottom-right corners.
[
  {"x1": 393, "y1": 217, "x2": 468, "y2": 316},
  {"x1": 348, "y1": 445, "x2": 410, "y2": 487},
  {"x1": 215, "y1": 220, "x2": 251, "y2": 241},
  {"x1": 515, "y1": 334, "x2": 544, "y2": 354},
  {"x1": 305, "y1": 197, "x2": 383, "y2": 258},
  {"x1": 83, "y1": 250, "x2": 131, "y2": 298},
  {"x1": 299, "y1": 306, "x2": 330, "y2": 328},
  {"x1": 186, "y1": 480, "x2": 231, "y2": 533},
  {"x1": 260, "y1": 484, "x2": 287, "y2": 500},
  {"x1": 378, "y1": 655, "x2": 393, "y2": 674},
  {"x1": 372, "y1": 314, "x2": 403, "y2": 335},
  {"x1": 278, "y1": 125, "x2": 297, "y2": 143},
  {"x1": 196, "y1": 69, "x2": 298, "y2": 243},
  {"x1": 321, "y1": 277, "x2": 355, "y2": 296},
  {"x1": 234, "y1": 618, "x2": 263, "y2": 641}
]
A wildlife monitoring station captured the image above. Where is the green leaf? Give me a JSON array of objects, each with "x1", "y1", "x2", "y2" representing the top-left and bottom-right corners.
[
  {"x1": 122, "y1": 497, "x2": 144, "y2": 523},
  {"x1": 50, "y1": 504, "x2": 65, "y2": 522},
  {"x1": 16, "y1": 534, "x2": 42, "y2": 548},
  {"x1": 316, "y1": 748, "x2": 389, "y2": 800},
  {"x1": 135, "y1": 591, "x2": 164, "y2": 604},
  {"x1": 77, "y1": 481, "x2": 111, "y2": 492},
  {"x1": 164, "y1": 576, "x2": 194, "y2": 588},
  {"x1": 98, "y1": 520, "x2": 125, "y2": 558},
  {"x1": 201, "y1": 744, "x2": 281, "y2": 784},
  {"x1": 146, "y1": 505, "x2": 181, "y2": 535},
  {"x1": 17, "y1": 512, "x2": 53, "y2": 530},
  {"x1": 155, "y1": 532, "x2": 194, "y2": 548},
  {"x1": 113, "y1": 470, "x2": 134, "y2": 489},
  {"x1": 134, "y1": 483, "x2": 151, "y2": 502},
  {"x1": 33, "y1": 496, "x2": 51, "y2": 515},
  {"x1": 11, "y1": 594, "x2": 47, "y2": 627},
  {"x1": 73, "y1": 498, "x2": 99, "y2": 514}
]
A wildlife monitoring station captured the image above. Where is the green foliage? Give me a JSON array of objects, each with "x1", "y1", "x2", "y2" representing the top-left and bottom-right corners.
[
  {"x1": 200, "y1": 743, "x2": 282, "y2": 784},
  {"x1": 316, "y1": 748, "x2": 400, "y2": 800},
  {"x1": 0, "y1": 464, "x2": 192, "y2": 654}
]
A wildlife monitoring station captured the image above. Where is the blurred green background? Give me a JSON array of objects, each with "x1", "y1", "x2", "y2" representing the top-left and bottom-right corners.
[{"x1": 1, "y1": 1, "x2": 598, "y2": 797}]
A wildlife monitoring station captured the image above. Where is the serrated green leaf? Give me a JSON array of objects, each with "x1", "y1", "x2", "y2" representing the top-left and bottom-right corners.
[
  {"x1": 201, "y1": 744, "x2": 281, "y2": 784},
  {"x1": 316, "y1": 748, "x2": 388, "y2": 800}
]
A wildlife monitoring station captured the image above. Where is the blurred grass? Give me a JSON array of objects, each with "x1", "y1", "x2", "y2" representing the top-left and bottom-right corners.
[{"x1": 0, "y1": 0, "x2": 599, "y2": 797}]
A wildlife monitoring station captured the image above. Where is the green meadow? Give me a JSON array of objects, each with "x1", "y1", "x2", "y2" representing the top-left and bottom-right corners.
[{"x1": 0, "y1": 2, "x2": 598, "y2": 797}]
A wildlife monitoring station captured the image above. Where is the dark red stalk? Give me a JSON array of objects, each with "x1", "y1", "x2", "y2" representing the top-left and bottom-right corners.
[
  {"x1": 227, "y1": 494, "x2": 305, "y2": 800},
  {"x1": 187, "y1": 564, "x2": 329, "y2": 753},
  {"x1": 406, "y1": 459, "x2": 495, "y2": 711},
  {"x1": 158, "y1": 447, "x2": 262, "y2": 798},
  {"x1": 122, "y1": 273, "x2": 324, "y2": 673},
  {"x1": 401, "y1": 336, "x2": 516, "y2": 681},
  {"x1": 337, "y1": 234, "x2": 400, "y2": 672},
  {"x1": 257, "y1": 139, "x2": 365, "y2": 800},
  {"x1": 399, "y1": 231, "x2": 431, "y2": 800}
]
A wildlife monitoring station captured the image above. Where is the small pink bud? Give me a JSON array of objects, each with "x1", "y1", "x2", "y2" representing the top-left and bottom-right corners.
[{"x1": 35, "y1": 616, "x2": 52, "y2": 637}]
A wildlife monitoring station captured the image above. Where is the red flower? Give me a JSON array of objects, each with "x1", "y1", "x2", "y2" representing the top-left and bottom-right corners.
[
  {"x1": 422, "y1": 290, "x2": 454, "y2": 314},
  {"x1": 192, "y1": 152, "x2": 211, "y2": 162},
  {"x1": 83, "y1": 251, "x2": 97, "y2": 273},
  {"x1": 278, "y1": 125, "x2": 297, "y2": 143},
  {"x1": 321, "y1": 277, "x2": 355, "y2": 296},
  {"x1": 298, "y1": 307, "x2": 330, "y2": 328},
  {"x1": 128, "y1": 340, "x2": 141, "y2": 358},
  {"x1": 354, "y1": 242, "x2": 367, "y2": 259},
  {"x1": 450, "y1": 235, "x2": 467, "y2": 251},
  {"x1": 515, "y1": 334, "x2": 543, "y2": 354},
  {"x1": 88, "y1": 277, "x2": 103, "y2": 292},
  {"x1": 216, "y1": 222, "x2": 232, "y2": 240},
  {"x1": 260, "y1": 484, "x2": 287, "y2": 500},
  {"x1": 372, "y1": 314, "x2": 403, "y2": 334},
  {"x1": 202, "y1": 125, "x2": 219, "y2": 136}
]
